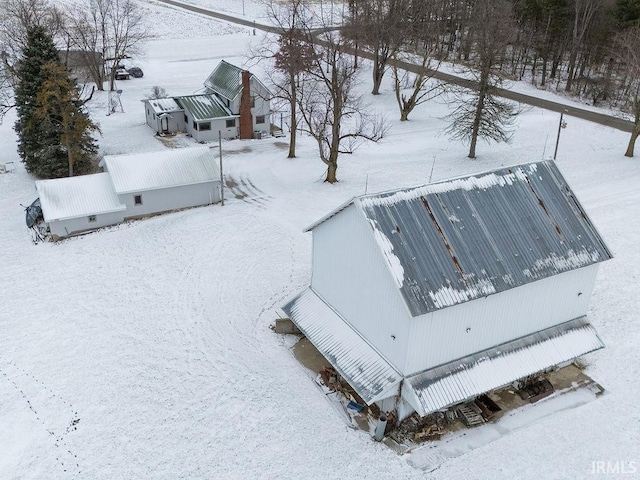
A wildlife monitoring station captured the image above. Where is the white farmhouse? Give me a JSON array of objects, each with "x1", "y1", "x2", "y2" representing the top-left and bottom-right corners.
[
  {"x1": 283, "y1": 161, "x2": 612, "y2": 421},
  {"x1": 144, "y1": 60, "x2": 272, "y2": 140}
]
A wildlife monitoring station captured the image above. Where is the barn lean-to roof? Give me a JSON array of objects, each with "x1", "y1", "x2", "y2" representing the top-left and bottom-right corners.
[{"x1": 306, "y1": 161, "x2": 612, "y2": 317}]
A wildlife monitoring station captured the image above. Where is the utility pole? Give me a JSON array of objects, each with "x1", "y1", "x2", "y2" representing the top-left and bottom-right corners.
[
  {"x1": 219, "y1": 131, "x2": 224, "y2": 206},
  {"x1": 553, "y1": 110, "x2": 568, "y2": 161}
]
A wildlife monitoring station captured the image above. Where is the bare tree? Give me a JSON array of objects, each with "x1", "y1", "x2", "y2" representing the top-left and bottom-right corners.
[
  {"x1": 0, "y1": 0, "x2": 64, "y2": 117},
  {"x1": 616, "y1": 27, "x2": 640, "y2": 157},
  {"x1": 297, "y1": 31, "x2": 387, "y2": 183},
  {"x1": 257, "y1": 0, "x2": 314, "y2": 159},
  {"x1": 346, "y1": 0, "x2": 408, "y2": 95},
  {"x1": 390, "y1": 0, "x2": 446, "y2": 121},
  {"x1": 64, "y1": 0, "x2": 151, "y2": 91},
  {"x1": 446, "y1": 0, "x2": 518, "y2": 159},
  {"x1": 564, "y1": 0, "x2": 602, "y2": 92}
]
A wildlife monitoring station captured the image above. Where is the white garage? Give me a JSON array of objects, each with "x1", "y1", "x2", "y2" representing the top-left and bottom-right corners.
[{"x1": 100, "y1": 146, "x2": 221, "y2": 219}]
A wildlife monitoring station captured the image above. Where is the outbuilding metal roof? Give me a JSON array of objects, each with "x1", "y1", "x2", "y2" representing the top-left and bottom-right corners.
[
  {"x1": 147, "y1": 97, "x2": 182, "y2": 114},
  {"x1": 405, "y1": 316, "x2": 604, "y2": 416},
  {"x1": 102, "y1": 146, "x2": 220, "y2": 194},
  {"x1": 309, "y1": 161, "x2": 612, "y2": 317},
  {"x1": 35, "y1": 172, "x2": 126, "y2": 222},
  {"x1": 174, "y1": 94, "x2": 233, "y2": 121},
  {"x1": 283, "y1": 288, "x2": 402, "y2": 404}
]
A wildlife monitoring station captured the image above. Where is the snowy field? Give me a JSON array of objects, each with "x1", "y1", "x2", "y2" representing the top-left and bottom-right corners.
[{"x1": 1, "y1": 1, "x2": 639, "y2": 479}]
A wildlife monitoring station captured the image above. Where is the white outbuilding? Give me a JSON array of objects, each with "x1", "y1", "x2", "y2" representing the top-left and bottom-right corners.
[
  {"x1": 35, "y1": 172, "x2": 126, "y2": 239},
  {"x1": 283, "y1": 161, "x2": 612, "y2": 421},
  {"x1": 101, "y1": 146, "x2": 221, "y2": 219}
]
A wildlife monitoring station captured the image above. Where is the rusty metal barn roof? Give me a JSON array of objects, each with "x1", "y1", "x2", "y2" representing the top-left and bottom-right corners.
[{"x1": 309, "y1": 161, "x2": 613, "y2": 317}]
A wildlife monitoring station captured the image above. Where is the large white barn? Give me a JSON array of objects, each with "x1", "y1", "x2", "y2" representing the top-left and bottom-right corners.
[{"x1": 283, "y1": 161, "x2": 612, "y2": 421}]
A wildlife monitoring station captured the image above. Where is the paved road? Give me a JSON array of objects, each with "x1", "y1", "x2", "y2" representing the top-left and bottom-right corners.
[{"x1": 156, "y1": 0, "x2": 635, "y2": 133}]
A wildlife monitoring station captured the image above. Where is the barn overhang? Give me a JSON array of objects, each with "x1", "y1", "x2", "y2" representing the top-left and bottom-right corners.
[
  {"x1": 405, "y1": 317, "x2": 604, "y2": 416},
  {"x1": 282, "y1": 288, "x2": 402, "y2": 405}
]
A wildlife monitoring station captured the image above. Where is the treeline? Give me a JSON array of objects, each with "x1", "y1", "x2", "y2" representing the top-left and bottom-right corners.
[{"x1": 346, "y1": 0, "x2": 639, "y2": 105}]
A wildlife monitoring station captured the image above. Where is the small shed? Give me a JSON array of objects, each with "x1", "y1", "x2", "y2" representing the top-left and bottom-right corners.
[
  {"x1": 144, "y1": 97, "x2": 184, "y2": 135},
  {"x1": 100, "y1": 146, "x2": 221, "y2": 219},
  {"x1": 35, "y1": 172, "x2": 126, "y2": 239},
  {"x1": 283, "y1": 161, "x2": 612, "y2": 420}
]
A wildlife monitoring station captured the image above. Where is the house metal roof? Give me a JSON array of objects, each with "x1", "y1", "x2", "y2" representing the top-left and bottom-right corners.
[
  {"x1": 204, "y1": 60, "x2": 243, "y2": 101},
  {"x1": 147, "y1": 97, "x2": 182, "y2": 114},
  {"x1": 282, "y1": 288, "x2": 402, "y2": 405},
  {"x1": 102, "y1": 146, "x2": 220, "y2": 194},
  {"x1": 405, "y1": 316, "x2": 604, "y2": 416},
  {"x1": 35, "y1": 172, "x2": 126, "y2": 222},
  {"x1": 203, "y1": 60, "x2": 272, "y2": 102},
  {"x1": 309, "y1": 161, "x2": 613, "y2": 317},
  {"x1": 174, "y1": 94, "x2": 233, "y2": 121}
]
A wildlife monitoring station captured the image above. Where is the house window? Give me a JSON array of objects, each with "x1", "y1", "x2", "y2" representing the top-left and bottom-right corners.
[
  {"x1": 88, "y1": 215, "x2": 97, "y2": 223},
  {"x1": 256, "y1": 115, "x2": 265, "y2": 124},
  {"x1": 193, "y1": 121, "x2": 197, "y2": 129},
  {"x1": 147, "y1": 108, "x2": 150, "y2": 115},
  {"x1": 134, "y1": 195, "x2": 143, "y2": 205},
  {"x1": 250, "y1": 96, "x2": 255, "y2": 108},
  {"x1": 199, "y1": 122, "x2": 211, "y2": 131},
  {"x1": 184, "y1": 114, "x2": 188, "y2": 123},
  {"x1": 226, "y1": 119, "x2": 236, "y2": 128}
]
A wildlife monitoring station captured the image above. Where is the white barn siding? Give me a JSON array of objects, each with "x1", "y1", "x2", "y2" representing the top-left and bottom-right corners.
[
  {"x1": 311, "y1": 205, "x2": 410, "y2": 369},
  {"x1": 119, "y1": 182, "x2": 220, "y2": 219},
  {"x1": 404, "y1": 264, "x2": 600, "y2": 374},
  {"x1": 48, "y1": 210, "x2": 126, "y2": 239}
]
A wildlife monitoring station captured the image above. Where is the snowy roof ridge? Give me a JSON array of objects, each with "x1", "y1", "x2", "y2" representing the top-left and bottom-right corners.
[{"x1": 102, "y1": 146, "x2": 220, "y2": 194}]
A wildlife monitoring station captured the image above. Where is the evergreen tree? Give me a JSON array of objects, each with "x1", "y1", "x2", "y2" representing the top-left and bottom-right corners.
[
  {"x1": 32, "y1": 63, "x2": 99, "y2": 177},
  {"x1": 14, "y1": 25, "x2": 97, "y2": 178}
]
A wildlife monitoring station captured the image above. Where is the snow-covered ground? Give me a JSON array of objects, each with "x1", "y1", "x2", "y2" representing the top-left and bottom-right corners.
[{"x1": 1, "y1": 1, "x2": 639, "y2": 479}]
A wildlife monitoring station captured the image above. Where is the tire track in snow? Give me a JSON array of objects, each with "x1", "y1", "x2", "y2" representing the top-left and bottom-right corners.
[{"x1": 0, "y1": 358, "x2": 81, "y2": 477}]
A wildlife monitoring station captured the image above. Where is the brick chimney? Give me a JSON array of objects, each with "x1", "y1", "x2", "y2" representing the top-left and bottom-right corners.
[{"x1": 239, "y1": 70, "x2": 253, "y2": 139}]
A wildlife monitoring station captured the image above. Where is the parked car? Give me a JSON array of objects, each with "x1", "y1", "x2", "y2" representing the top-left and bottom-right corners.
[
  {"x1": 127, "y1": 66, "x2": 144, "y2": 78},
  {"x1": 115, "y1": 68, "x2": 130, "y2": 80}
]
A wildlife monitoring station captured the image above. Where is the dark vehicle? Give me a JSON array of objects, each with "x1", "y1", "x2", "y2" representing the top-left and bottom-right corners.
[
  {"x1": 25, "y1": 198, "x2": 42, "y2": 228},
  {"x1": 127, "y1": 67, "x2": 144, "y2": 78}
]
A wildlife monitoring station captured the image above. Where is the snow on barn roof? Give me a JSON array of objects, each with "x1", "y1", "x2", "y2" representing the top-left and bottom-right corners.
[
  {"x1": 102, "y1": 146, "x2": 220, "y2": 194},
  {"x1": 406, "y1": 317, "x2": 604, "y2": 416},
  {"x1": 146, "y1": 97, "x2": 182, "y2": 114},
  {"x1": 306, "y1": 161, "x2": 613, "y2": 317},
  {"x1": 35, "y1": 172, "x2": 126, "y2": 222},
  {"x1": 174, "y1": 94, "x2": 234, "y2": 121},
  {"x1": 282, "y1": 288, "x2": 402, "y2": 405},
  {"x1": 203, "y1": 60, "x2": 271, "y2": 101}
]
